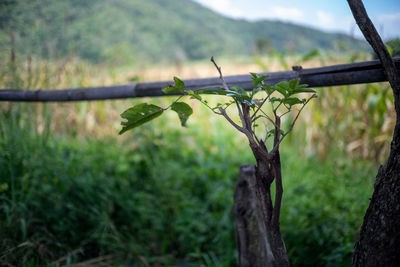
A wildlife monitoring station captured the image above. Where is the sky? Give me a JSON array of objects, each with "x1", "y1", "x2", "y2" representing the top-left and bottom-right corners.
[{"x1": 193, "y1": 0, "x2": 400, "y2": 40}]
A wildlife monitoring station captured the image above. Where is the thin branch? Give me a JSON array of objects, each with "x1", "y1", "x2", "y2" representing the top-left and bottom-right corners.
[
  {"x1": 235, "y1": 100, "x2": 247, "y2": 130},
  {"x1": 165, "y1": 95, "x2": 184, "y2": 110},
  {"x1": 279, "y1": 109, "x2": 291, "y2": 118},
  {"x1": 211, "y1": 56, "x2": 230, "y2": 91},
  {"x1": 272, "y1": 160, "x2": 283, "y2": 226},
  {"x1": 200, "y1": 99, "x2": 223, "y2": 115},
  {"x1": 273, "y1": 112, "x2": 281, "y2": 147},
  {"x1": 270, "y1": 95, "x2": 315, "y2": 154},
  {"x1": 218, "y1": 107, "x2": 246, "y2": 134},
  {"x1": 251, "y1": 93, "x2": 272, "y2": 120},
  {"x1": 242, "y1": 102, "x2": 260, "y2": 146},
  {"x1": 347, "y1": 0, "x2": 400, "y2": 96},
  {"x1": 259, "y1": 110, "x2": 281, "y2": 129},
  {"x1": 274, "y1": 101, "x2": 284, "y2": 113}
]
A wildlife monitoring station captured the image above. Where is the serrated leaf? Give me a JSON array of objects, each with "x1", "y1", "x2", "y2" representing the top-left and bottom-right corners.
[
  {"x1": 119, "y1": 103, "x2": 164, "y2": 134},
  {"x1": 289, "y1": 79, "x2": 300, "y2": 91},
  {"x1": 296, "y1": 84, "x2": 309, "y2": 89},
  {"x1": 174, "y1": 76, "x2": 185, "y2": 91},
  {"x1": 162, "y1": 76, "x2": 185, "y2": 94},
  {"x1": 171, "y1": 102, "x2": 193, "y2": 127},
  {"x1": 274, "y1": 84, "x2": 288, "y2": 97},
  {"x1": 283, "y1": 97, "x2": 303, "y2": 106},
  {"x1": 275, "y1": 81, "x2": 290, "y2": 90},
  {"x1": 292, "y1": 87, "x2": 316, "y2": 94}
]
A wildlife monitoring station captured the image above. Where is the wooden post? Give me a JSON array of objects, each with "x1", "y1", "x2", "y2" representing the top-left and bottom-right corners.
[{"x1": 233, "y1": 165, "x2": 276, "y2": 266}]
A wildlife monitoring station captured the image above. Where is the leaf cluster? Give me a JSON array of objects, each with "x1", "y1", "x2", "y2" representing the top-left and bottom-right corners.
[{"x1": 120, "y1": 70, "x2": 316, "y2": 153}]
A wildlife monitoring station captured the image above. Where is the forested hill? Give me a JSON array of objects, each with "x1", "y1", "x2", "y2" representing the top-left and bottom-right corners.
[{"x1": 1, "y1": 0, "x2": 366, "y2": 64}]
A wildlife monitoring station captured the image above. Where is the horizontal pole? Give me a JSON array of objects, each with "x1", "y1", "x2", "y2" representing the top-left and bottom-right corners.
[{"x1": 1, "y1": 57, "x2": 399, "y2": 102}]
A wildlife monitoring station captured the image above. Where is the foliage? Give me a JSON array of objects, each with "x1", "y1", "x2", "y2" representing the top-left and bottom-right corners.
[
  {"x1": 120, "y1": 59, "x2": 316, "y2": 157},
  {"x1": 0, "y1": 50, "x2": 388, "y2": 265},
  {"x1": 118, "y1": 58, "x2": 318, "y2": 264},
  {"x1": 0, "y1": 0, "x2": 367, "y2": 64},
  {"x1": 386, "y1": 38, "x2": 400, "y2": 57},
  {"x1": 0, "y1": 102, "x2": 375, "y2": 266}
]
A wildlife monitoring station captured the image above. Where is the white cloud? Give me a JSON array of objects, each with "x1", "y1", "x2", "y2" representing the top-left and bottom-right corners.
[
  {"x1": 195, "y1": 0, "x2": 244, "y2": 18},
  {"x1": 375, "y1": 13, "x2": 400, "y2": 38},
  {"x1": 316, "y1": 10, "x2": 335, "y2": 29},
  {"x1": 269, "y1": 6, "x2": 304, "y2": 21},
  {"x1": 238, "y1": 6, "x2": 304, "y2": 22},
  {"x1": 194, "y1": 0, "x2": 400, "y2": 37},
  {"x1": 378, "y1": 12, "x2": 400, "y2": 22},
  {"x1": 313, "y1": 11, "x2": 355, "y2": 34}
]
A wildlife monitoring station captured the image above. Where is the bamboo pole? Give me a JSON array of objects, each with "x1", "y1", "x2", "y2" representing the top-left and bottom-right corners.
[{"x1": 1, "y1": 58, "x2": 399, "y2": 102}]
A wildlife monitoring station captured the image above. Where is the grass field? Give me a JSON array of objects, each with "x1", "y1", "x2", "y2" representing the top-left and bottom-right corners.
[{"x1": 0, "y1": 52, "x2": 392, "y2": 266}]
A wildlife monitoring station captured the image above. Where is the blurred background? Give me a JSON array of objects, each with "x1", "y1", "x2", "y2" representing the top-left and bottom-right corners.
[{"x1": 1, "y1": 0, "x2": 400, "y2": 266}]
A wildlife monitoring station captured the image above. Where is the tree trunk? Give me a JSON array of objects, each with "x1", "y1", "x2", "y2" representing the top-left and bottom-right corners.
[
  {"x1": 233, "y1": 165, "x2": 275, "y2": 266},
  {"x1": 347, "y1": 1, "x2": 400, "y2": 266},
  {"x1": 253, "y1": 153, "x2": 290, "y2": 267},
  {"x1": 233, "y1": 153, "x2": 290, "y2": 266}
]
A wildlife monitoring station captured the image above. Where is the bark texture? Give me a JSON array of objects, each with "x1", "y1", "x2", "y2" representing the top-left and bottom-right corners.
[
  {"x1": 347, "y1": 1, "x2": 400, "y2": 266},
  {"x1": 233, "y1": 165, "x2": 275, "y2": 267},
  {"x1": 253, "y1": 151, "x2": 290, "y2": 267}
]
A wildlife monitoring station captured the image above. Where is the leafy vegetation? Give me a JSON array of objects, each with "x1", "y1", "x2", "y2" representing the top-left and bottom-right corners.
[
  {"x1": 0, "y1": 48, "x2": 390, "y2": 265},
  {"x1": 0, "y1": 0, "x2": 367, "y2": 65},
  {"x1": 386, "y1": 38, "x2": 400, "y2": 57},
  {"x1": 0, "y1": 101, "x2": 375, "y2": 266}
]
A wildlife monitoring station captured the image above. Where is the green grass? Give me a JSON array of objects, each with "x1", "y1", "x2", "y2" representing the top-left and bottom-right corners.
[{"x1": 0, "y1": 102, "x2": 376, "y2": 266}]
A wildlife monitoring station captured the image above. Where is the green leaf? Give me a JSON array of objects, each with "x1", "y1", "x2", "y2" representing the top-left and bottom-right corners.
[
  {"x1": 197, "y1": 89, "x2": 236, "y2": 96},
  {"x1": 275, "y1": 81, "x2": 290, "y2": 90},
  {"x1": 301, "y1": 49, "x2": 320, "y2": 63},
  {"x1": 295, "y1": 84, "x2": 309, "y2": 89},
  {"x1": 252, "y1": 75, "x2": 269, "y2": 87},
  {"x1": 174, "y1": 77, "x2": 185, "y2": 89},
  {"x1": 231, "y1": 86, "x2": 248, "y2": 96},
  {"x1": 386, "y1": 45, "x2": 393, "y2": 56},
  {"x1": 230, "y1": 94, "x2": 255, "y2": 106},
  {"x1": 270, "y1": 97, "x2": 282, "y2": 103},
  {"x1": 250, "y1": 72, "x2": 258, "y2": 78},
  {"x1": 162, "y1": 76, "x2": 185, "y2": 94},
  {"x1": 292, "y1": 87, "x2": 316, "y2": 94},
  {"x1": 289, "y1": 79, "x2": 300, "y2": 91},
  {"x1": 283, "y1": 97, "x2": 303, "y2": 106},
  {"x1": 119, "y1": 103, "x2": 164, "y2": 134},
  {"x1": 186, "y1": 90, "x2": 202, "y2": 101},
  {"x1": 274, "y1": 82, "x2": 289, "y2": 97},
  {"x1": 171, "y1": 102, "x2": 193, "y2": 127}
]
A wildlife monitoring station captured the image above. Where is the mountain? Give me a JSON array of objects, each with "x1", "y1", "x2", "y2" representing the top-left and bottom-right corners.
[{"x1": 0, "y1": 0, "x2": 366, "y2": 64}]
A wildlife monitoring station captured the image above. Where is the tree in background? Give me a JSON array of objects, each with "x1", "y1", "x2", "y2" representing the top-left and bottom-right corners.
[{"x1": 347, "y1": 0, "x2": 400, "y2": 266}]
